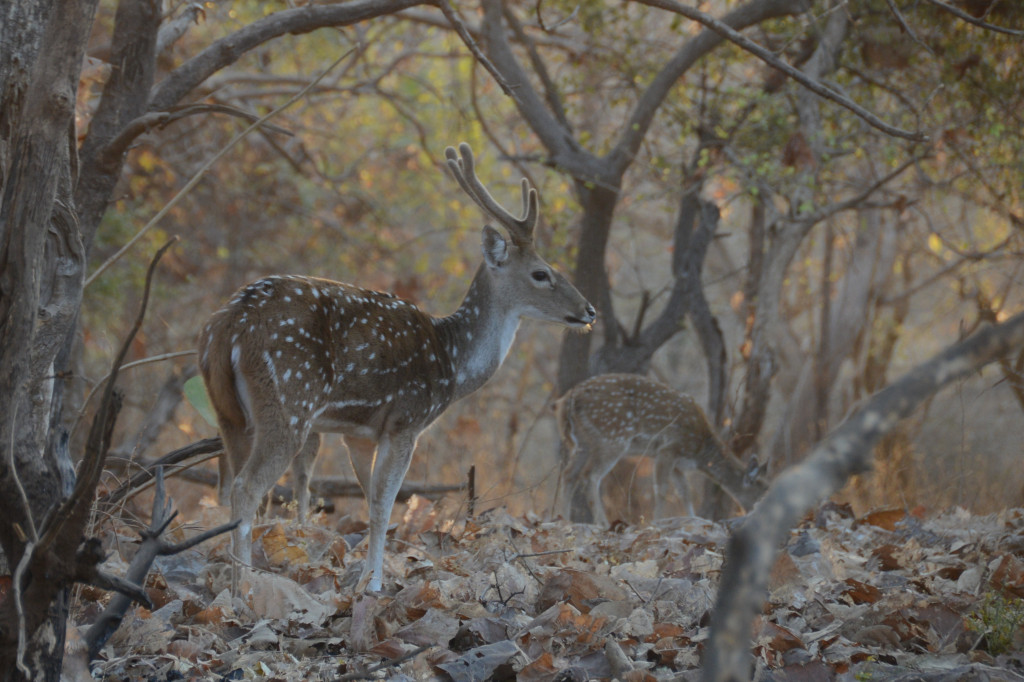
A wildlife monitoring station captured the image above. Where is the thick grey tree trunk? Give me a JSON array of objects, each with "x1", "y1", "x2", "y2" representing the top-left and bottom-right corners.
[{"x1": 0, "y1": 1, "x2": 99, "y2": 679}]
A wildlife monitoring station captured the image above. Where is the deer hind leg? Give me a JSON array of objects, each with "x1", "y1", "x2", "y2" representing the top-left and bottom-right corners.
[
  {"x1": 565, "y1": 435, "x2": 622, "y2": 527},
  {"x1": 291, "y1": 432, "x2": 321, "y2": 520},
  {"x1": 561, "y1": 441, "x2": 593, "y2": 523},
  {"x1": 229, "y1": 415, "x2": 307, "y2": 567},
  {"x1": 217, "y1": 421, "x2": 252, "y2": 507},
  {"x1": 343, "y1": 435, "x2": 376, "y2": 499},
  {"x1": 357, "y1": 430, "x2": 417, "y2": 593}
]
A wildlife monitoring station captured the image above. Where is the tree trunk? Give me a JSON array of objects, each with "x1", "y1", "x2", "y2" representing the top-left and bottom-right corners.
[
  {"x1": 0, "y1": 1, "x2": 99, "y2": 679},
  {"x1": 557, "y1": 182, "x2": 619, "y2": 394}
]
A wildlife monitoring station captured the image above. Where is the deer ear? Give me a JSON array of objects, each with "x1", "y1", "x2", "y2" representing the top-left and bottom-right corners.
[{"x1": 481, "y1": 225, "x2": 509, "y2": 268}]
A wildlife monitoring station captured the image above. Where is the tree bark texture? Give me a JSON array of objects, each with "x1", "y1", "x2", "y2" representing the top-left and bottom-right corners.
[{"x1": 0, "y1": 0, "x2": 100, "y2": 675}]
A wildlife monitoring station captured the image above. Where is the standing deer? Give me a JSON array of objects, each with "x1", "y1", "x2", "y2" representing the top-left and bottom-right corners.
[
  {"x1": 198, "y1": 143, "x2": 596, "y2": 591},
  {"x1": 556, "y1": 373, "x2": 765, "y2": 525}
]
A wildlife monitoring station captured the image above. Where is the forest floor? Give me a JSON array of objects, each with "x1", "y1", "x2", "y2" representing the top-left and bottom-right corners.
[{"x1": 71, "y1": 496, "x2": 1024, "y2": 681}]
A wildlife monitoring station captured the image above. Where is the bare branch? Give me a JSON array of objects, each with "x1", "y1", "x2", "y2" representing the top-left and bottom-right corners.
[
  {"x1": 72, "y1": 350, "x2": 195, "y2": 439},
  {"x1": 704, "y1": 310, "x2": 1024, "y2": 681},
  {"x1": 632, "y1": 0, "x2": 928, "y2": 142},
  {"x1": 100, "y1": 437, "x2": 223, "y2": 508},
  {"x1": 163, "y1": 519, "x2": 241, "y2": 555},
  {"x1": 611, "y1": 0, "x2": 811, "y2": 178},
  {"x1": 84, "y1": 468, "x2": 237, "y2": 660},
  {"x1": 398, "y1": 6, "x2": 587, "y2": 53},
  {"x1": 794, "y1": 154, "x2": 921, "y2": 224},
  {"x1": 77, "y1": 570, "x2": 153, "y2": 611},
  {"x1": 148, "y1": 0, "x2": 430, "y2": 112},
  {"x1": 87, "y1": 49, "x2": 354, "y2": 288},
  {"x1": 883, "y1": 0, "x2": 935, "y2": 54},
  {"x1": 502, "y1": 5, "x2": 571, "y2": 131},
  {"x1": 101, "y1": 104, "x2": 293, "y2": 167},
  {"x1": 923, "y1": 0, "x2": 1024, "y2": 36},
  {"x1": 100, "y1": 436, "x2": 465, "y2": 508},
  {"x1": 156, "y1": 3, "x2": 204, "y2": 55},
  {"x1": 478, "y1": 0, "x2": 605, "y2": 182},
  {"x1": 438, "y1": 0, "x2": 514, "y2": 97}
]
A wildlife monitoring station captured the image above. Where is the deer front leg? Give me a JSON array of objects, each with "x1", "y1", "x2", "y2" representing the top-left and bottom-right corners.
[
  {"x1": 357, "y1": 430, "x2": 417, "y2": 592},
  {"x1": 653, "y1": 449, "x2": 696, "y2": 519}
]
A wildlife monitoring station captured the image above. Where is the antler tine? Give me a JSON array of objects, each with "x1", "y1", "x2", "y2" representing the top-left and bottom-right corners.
[{"x1": 445, "y1": 143, "x2": 538, "y2": 246}]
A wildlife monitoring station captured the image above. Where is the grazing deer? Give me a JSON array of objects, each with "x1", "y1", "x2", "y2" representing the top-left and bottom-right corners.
[
  {"x1": 555, "y1": 373, "x2": 764, "y2": 525},
  {"x1": 198, "y1": 144, "x2": 596, "y2": 591}
]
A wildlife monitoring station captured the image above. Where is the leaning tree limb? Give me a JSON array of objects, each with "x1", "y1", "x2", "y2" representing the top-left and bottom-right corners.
[{"x1": 703, "y1": 310, "x2": 1024, "y2": 681}]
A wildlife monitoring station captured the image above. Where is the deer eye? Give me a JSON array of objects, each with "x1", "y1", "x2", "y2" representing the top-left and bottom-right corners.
[{"x1": 531, "y1": 270, "x2": 551, "y2": 283}]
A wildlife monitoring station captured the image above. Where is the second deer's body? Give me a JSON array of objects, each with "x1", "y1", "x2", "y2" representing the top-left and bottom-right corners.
[
  {"x1": 556, "y1": 373, "x2": 765, "y2": 525},
  {"x1": 199, "y1": 144, "x2": 595, "y2": 591}
]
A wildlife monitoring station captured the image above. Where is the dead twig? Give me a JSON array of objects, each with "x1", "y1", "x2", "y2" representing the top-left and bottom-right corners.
[
  {"x1": 336, "y1": 644, "x2": 430, "y2": 680},
  {"x1": 85, "y1": 467, "x2": 239, "y2": 660},
  {"x1": 100, "y1": 436, "x2": 466, "y2": 507}
]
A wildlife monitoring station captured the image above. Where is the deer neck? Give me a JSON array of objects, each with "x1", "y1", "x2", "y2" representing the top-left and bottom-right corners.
[
  {"x1": 697, "y1": 438, "x2": 761, "y2": 512},
  {"x1": 436, "y1": 264, "x2": 521, "y2": 401}
]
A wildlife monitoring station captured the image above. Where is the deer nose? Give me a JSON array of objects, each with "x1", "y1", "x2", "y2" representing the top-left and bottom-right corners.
[{"x1": 568, "y1": 304, "x2": 597, "y2": 327}]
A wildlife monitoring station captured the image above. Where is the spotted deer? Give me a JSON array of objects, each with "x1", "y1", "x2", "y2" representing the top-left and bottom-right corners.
[
  {"x1": 199, "y1": 143, "x2": 596, "y2": 591},
  {"x1": 556, "y1": 373, "x2": 765, "y2": 525}
]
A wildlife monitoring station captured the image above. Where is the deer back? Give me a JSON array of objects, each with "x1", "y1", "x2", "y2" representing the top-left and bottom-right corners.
[{"x1": 198, "y1": 275, "x2": 458, "y2": 439}]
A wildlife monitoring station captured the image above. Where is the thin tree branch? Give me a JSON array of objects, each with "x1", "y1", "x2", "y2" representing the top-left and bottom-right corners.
[
  {"x1": 148, "y1": 0, "x2": 429, "y2": 112},
  {"x1": 87, "y1": 49, "x2": 354, "y2": 288},
  {"x1": 71, "y1": 350, "x2": 195, "y2": 439},
  {"x1": 478, "y1": 0, "x2": 605, "y2": 183},
  {"x1": 883, "y1": 0, "x2": 935, "y2": 54},
  {"x1": 85, "y1": 467, "x2": 239, "y2": 660},
  {"x1": 794, "y1": 154, "x2": 922, "y2": 224},
  {"x1": 438, "y1": 0, "x2": 514, "y2": 97},
  {"x1": 101, "y1": 104, "x2": 292, "y2": 168},
  {"x1": 632, "y1": 0, "x2": 928, "y2": 142},
  {"x1": 501, "y1": 5, "x2": 571, "y2": 131},
  {"x1": 611, "y1": 0, "x2": 811, "y2": 178},
  {"x1": 923, "y1": 0, "x2": 1024, "y2": 36},
  {"x1": 77, "y1": 569, "x2": 153, "y2": 610}
]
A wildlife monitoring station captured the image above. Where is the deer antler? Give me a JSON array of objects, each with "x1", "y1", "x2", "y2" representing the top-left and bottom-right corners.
[{"x1": 445, "y1": 143, "x2": 537, "y2": 247}]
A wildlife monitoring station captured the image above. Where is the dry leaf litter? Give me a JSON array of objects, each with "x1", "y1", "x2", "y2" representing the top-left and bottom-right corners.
[{"x1": 69, "y1": 499, "x2": 1024, "y2": 681}]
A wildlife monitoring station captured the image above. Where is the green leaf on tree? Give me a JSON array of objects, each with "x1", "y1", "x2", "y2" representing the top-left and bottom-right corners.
[{"x1": 184, "y1": 375, "x2": 217, "y2": 428}]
